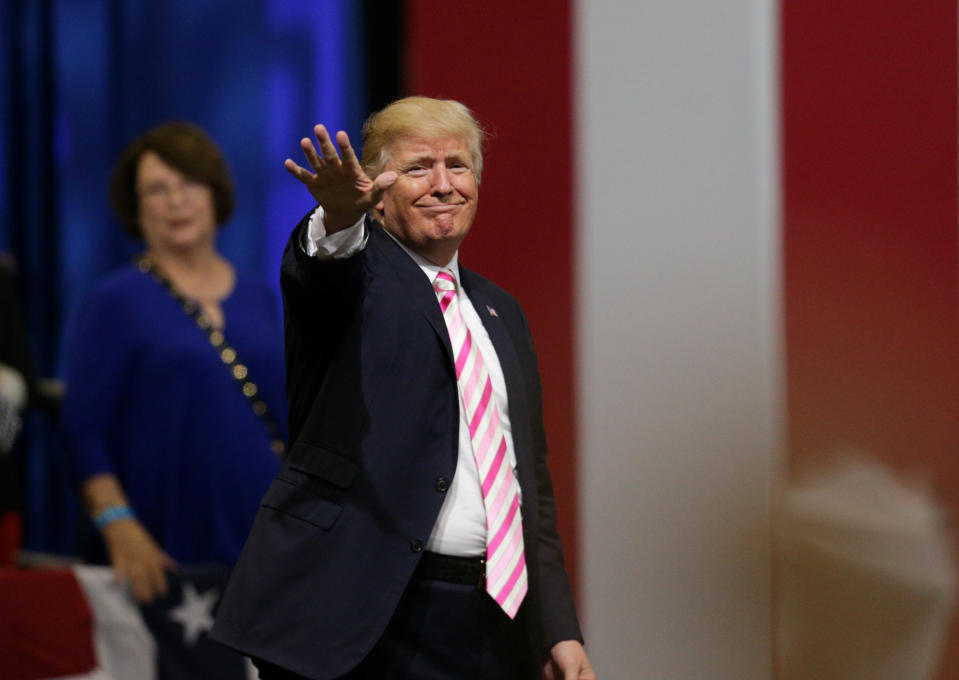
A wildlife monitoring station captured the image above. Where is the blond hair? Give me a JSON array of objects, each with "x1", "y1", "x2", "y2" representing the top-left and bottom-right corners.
[{"x1": 361, "y1": 96, "x2": 487, "y2": 182}]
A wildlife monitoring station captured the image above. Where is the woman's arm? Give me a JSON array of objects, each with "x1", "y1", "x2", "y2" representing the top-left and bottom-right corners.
[{"x1": 82, "y1": 472, "x2": 175, "y2": 603}]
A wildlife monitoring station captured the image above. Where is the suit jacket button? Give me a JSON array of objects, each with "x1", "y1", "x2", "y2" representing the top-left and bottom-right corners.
[
  {"x1": 410, "y1": 539, "x2": 423, "y2": 553},
  {"x1": 435, "y1": 477, "x2": 449, "y2": 493}
]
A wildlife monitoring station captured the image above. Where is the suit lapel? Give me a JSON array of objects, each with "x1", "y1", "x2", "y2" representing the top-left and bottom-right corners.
[
  {"x1": 370, "y1": 229, "x2": 535, "y2": 500},
  {"x1": 368, "y1": 222, "x2": 455, "y2": 364}
]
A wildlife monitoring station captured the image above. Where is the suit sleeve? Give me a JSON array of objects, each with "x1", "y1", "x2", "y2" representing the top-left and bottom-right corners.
[
  {"x1": 518, "y1": 308, "x2": 585, "y2": 651},
  {"x1": 280, "y1": 211, "x2": 368, "y2": 446}
]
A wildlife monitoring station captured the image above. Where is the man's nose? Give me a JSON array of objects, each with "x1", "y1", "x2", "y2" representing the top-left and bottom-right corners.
[{"x1": 430, "y1": 165, "x2": 453, "y2": 194}]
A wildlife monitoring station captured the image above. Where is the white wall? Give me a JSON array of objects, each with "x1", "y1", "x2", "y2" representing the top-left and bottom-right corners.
[{"x1": 575, "y1": 2, "x2": 782, "y2": 678}]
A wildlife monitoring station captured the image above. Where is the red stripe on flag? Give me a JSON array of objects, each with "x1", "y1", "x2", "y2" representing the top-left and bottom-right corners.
[{"x1": 0, "y1": 568, "x2": 97, "y2": 677}]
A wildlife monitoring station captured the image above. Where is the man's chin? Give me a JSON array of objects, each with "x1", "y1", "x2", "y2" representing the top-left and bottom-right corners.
[
  {"x1": 429, "y1": 212, "x2": 458, "y2": 232},
  {"x1": 431, "y1": 223, "x2": 457, "y2": 240}
]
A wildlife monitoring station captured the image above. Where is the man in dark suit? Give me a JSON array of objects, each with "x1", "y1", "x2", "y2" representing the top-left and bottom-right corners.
[{"x1": 212, "y1": 97, "x2": 594, "y2": 680}]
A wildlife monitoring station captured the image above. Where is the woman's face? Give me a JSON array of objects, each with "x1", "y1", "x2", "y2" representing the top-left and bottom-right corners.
[{"x1": 135, "y1": 151, "x2": 217, "y2": 254}]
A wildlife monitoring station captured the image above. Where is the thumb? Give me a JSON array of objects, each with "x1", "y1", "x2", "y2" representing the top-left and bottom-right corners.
[
  {"x1": 112, "y1": 560, "x2": 130, "y2": 586},
  {"x1": 370, "y1": 171, "x2": 398, "y2": 203}
]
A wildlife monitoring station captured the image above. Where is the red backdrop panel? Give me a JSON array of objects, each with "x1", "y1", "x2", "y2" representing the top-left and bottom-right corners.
[
  {"x1": 405, "y1": 1, "x2": 578, "y2": 595},
  {"x1": 782, "y1": 2, "x2": 959, "y2": 676}
]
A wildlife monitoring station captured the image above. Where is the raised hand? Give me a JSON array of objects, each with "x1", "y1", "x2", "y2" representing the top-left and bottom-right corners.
[{"x1": 284, "y1": 125, "x2": 397, "y2": 233}]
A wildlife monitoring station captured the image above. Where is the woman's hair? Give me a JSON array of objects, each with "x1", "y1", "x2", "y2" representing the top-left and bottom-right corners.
[
  {"x1": 361, "y1": 96, "x2": 487, "y2": 182},
  {"x1": 109, "y1": 121, "x2": 235, "y2": 238}
]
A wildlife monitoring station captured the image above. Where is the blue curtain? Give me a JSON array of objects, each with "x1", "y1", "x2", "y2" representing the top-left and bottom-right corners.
[{"x1": 0, "y1": 0, "x2": 367, "y2": 553}]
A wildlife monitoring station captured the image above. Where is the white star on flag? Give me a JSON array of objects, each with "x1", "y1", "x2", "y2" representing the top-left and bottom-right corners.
[{"x1": 168, "y1": 581, "x2": 219, "y2": 647}]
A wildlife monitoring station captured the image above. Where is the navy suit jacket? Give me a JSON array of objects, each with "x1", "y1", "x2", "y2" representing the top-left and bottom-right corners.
[{"x1": 212, "y1": 216, "x2": 582, "y2": 679}]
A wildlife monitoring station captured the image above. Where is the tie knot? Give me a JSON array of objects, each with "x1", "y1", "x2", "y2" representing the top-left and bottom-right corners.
[{"x1": 433, "y1": 270, "x2": 456, "y2": 294}]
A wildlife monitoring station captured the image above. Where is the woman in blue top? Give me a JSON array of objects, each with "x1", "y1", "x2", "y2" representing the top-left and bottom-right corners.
[{"x1": 62, "y1": 123, "x2": 286, "y2": 602}]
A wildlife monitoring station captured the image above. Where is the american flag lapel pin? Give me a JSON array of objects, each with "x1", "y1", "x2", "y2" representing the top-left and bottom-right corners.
[{"x1": 486, "y1": 305, "x2": 499, "y2": 318}]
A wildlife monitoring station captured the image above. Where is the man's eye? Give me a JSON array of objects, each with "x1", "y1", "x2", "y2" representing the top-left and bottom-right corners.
[{"x1": 406, "y1": 166, "x2": 428, "y2": 175}]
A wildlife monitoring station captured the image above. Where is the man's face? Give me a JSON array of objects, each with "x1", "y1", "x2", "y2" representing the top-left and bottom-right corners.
[{"x1": 376, "y1": 136, "x2": 478, "y2": 266}]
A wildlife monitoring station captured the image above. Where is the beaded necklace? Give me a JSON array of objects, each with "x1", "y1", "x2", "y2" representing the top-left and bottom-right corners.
[{"x1": 136, "y1": 256, "x2": 285, "y2": 457}]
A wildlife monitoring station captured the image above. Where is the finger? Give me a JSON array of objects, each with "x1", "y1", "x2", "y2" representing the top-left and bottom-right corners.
[
  {"x1": 129, "y1": 565, "x2": 154, "y2": 603},
  {"x1": 336, "y1": 131, "x2": 362, "y2": 172},
  {"x1": 312, "y1": 123, "x2": 332, "y2": 146},
  {"x1": 284, "y1": 158, "x2": 315, "y2": 182},
  {"x1": 542, "y1": 661, "x2": 556, "y2": 680},
  {"x1": 160, "y1": 551, "x2": 178, "y2": 569},
  {"x1": 315, "y1": 126, "x2": 343, "y2": 165},
  {"x1": 149, "y1": 560, "x2": 169, "y2": 599},
  {"x1": 299, "y1": 137, "x2": 324, "y2": 171}
]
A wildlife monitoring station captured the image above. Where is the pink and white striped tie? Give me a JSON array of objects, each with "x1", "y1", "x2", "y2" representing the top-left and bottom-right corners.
[{"x1": 433, "y1": 269, "x2": 527, "y2": 618}]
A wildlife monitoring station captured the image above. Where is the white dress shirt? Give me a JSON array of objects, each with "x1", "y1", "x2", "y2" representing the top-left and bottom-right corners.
[{"x1": 304, "y1": 210, "x2": 520, "y2": 556}]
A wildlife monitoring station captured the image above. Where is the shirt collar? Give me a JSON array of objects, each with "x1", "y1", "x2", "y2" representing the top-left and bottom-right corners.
[{"x1": 382, "y1": 227, "x2": 461, "y2": 286}]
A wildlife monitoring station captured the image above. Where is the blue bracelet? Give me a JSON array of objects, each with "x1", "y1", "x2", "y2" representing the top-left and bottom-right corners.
[{"x1": 93, "y1": 504, "x2": 136, "y2": 530}]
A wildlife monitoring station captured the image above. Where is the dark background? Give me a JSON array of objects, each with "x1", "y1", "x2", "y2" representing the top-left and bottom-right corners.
[{"x1": 0, "y1": 0, "x2": 402, "y2": 552}]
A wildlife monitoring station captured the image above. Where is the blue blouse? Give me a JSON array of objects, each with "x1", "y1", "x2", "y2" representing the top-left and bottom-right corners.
[{"x1": 62, "y1": 264, "x2": 287, "y2": 564}]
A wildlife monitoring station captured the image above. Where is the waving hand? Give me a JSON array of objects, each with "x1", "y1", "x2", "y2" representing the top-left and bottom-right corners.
[{"x1": 284, "y1": 125, "x2": 397, "y2": 233}]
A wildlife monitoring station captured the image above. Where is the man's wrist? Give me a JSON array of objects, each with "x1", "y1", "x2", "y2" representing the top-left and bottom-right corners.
[{"x1": 323, "y1": 210, "x2": 363, "y2": 233}]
